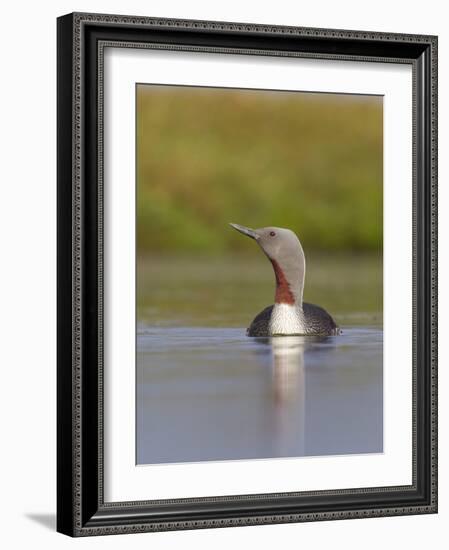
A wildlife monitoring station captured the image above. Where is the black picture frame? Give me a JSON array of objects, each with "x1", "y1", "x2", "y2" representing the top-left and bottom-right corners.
[{"x1": 57, "y1": 12, "x2": 438, "y2": 537}]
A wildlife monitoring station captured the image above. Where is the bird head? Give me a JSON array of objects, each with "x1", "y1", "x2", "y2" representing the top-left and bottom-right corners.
[{"x1": 229, "y1": 223, "x2": 302, "y2": 264}]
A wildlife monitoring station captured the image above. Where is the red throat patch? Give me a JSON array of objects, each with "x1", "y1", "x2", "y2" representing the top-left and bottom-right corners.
[{"x1": 270, "y1": 260, "x2": 295, "y2": 305}]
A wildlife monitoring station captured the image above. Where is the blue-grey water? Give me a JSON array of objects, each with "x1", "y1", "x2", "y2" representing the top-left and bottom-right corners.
[{"x1": 137, "y1": 325, "x2": 383, "y2": 465}]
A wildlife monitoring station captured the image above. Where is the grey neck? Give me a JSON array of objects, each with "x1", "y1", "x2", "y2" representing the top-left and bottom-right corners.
[
  {"x1": 285, "y1": 247, "x2": 306, "y2": 306},
  {"x1": 271, "y1": 243, "x2": 306, "y2": 308}
]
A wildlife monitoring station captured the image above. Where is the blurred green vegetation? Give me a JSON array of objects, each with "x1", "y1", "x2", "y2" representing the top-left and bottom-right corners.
[
  {"x1": 137, "y1": 85, "x2": 382, "y2": 254},
  {"x1": 137, "y1": 254, "x2": 382, "y2": 328}
]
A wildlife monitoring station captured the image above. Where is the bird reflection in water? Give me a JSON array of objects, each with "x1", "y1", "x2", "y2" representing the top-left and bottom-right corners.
[{"x1": 259, "y1": 335, "x2": 334, "y2": 457}]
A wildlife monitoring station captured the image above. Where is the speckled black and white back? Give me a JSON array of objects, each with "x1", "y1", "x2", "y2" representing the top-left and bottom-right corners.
[{"x1": 247, "y1": 303, "x2": 340, "y2": 337}]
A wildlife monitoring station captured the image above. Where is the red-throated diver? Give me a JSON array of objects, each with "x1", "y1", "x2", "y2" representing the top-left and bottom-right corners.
[{"x1": 230, "y1": 223, "x2": 340, "y2": 337}]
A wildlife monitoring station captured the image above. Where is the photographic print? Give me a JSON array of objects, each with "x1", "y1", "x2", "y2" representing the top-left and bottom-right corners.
[
  {"x1": 136, "y1": 84, "x2": 383, "y2": 465},
  {"x1": 57, "y1": 13, "x2": 437, "y2": 535}
]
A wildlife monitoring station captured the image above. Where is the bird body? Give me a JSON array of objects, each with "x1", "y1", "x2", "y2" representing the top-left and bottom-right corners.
[
  {"x1": 230, "y1": 223, "x2": 340, "y2": 337},
  {"x1": 247, "y1": 303, "x2": 339, "y2": 337}
]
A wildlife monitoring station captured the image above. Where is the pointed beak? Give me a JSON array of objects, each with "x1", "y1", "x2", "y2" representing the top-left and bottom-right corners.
[{"x1": 229, "y1": 223, "x2": 259, "y2": 240}]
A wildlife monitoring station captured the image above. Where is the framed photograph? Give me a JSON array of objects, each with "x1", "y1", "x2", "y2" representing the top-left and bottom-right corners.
[{"x1": 57, "y1": 12, "x2": 438, "y2": 536}]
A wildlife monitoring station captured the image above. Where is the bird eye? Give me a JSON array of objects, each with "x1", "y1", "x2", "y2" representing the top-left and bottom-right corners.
[{"x1": 269, "y1": 231, "x2": 276, "y2": 237}]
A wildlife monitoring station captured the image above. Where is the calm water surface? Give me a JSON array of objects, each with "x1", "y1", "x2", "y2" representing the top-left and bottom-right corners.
[
  {"x1": 137, "y1": 326, "x2": 382, "y2": 464},
  {"x1": 136, "y1": 255, "x2": 383, "y2": 465}
]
